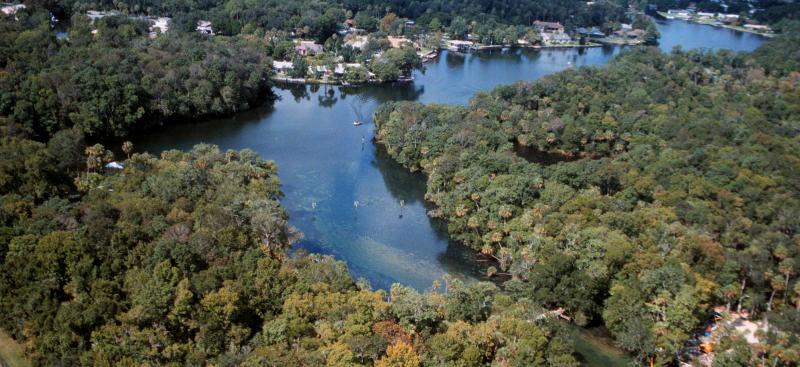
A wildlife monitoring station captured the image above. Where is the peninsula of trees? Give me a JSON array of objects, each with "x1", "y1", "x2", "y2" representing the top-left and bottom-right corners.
[{"x1": 374, "y1": 28, "x2": 800, "y2": 365}]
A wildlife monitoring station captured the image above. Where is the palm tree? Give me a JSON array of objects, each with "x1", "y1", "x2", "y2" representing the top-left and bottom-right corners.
[{"x1": 122, "y1": 141, "x2": 134, "y2": 159}]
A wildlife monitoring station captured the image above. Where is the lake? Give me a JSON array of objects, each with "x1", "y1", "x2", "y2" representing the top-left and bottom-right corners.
[{"x1": 135, "y1": 19, "x2": 766, "y2": 292}]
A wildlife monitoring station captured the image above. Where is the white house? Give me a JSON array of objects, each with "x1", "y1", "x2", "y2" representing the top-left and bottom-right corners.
[
  {"x1": 148, "y1": 17, "x2": 170, "y2": 38},
  {"x1": 334, "y1": 63, "x2": 363, "y2": 75},
  {"x1": 272, "y1": 60, "x2": 293, "y2": 72},
  {"x1": 541, "y1": 32, "x2": 572, "y2": 45},
  {"x1": 446, "y1": 39, "x2": 474, "y2": 52},
  {"x1": 197, "y1": 20, "x2": 213, "y2": 35}
]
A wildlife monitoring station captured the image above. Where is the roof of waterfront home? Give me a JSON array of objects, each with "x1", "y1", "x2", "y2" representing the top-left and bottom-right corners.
[
  {"x1": 542, "y1": 32, "x2": 572, "y2": 42},
  {"x1": 334, "y1": 63, "x2": 363, "y2": 74},
  {"x1": 447, "y1": 39, "x2": 474, "y2": 46},
  {"x1": 272, "y1": 60, "x2": 293, "y2": 70},
  {"x1": 533, "y1": 20, "x2": 564, "y2": 31}
]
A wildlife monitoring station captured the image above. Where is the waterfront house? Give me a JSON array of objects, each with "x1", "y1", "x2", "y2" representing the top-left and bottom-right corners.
[
  {"x1": 446, "y1": 39, "x2": 475, "y2": 52},
  {"x1": 311, "y1": 65, "x2": 329, "y2": 77},
  {"x1": 666, "y1": 9, "x2": 692, "y2": 19},
  {"x1": 196, "y1": 20, "x2": 213, "y2": 35},
  {"x1": 334, "y1": 63, "x2": 363, "y2": 76},
  {"x1": 295, "y1": 40, "x2": 324, "y2": 56},
  {"x1": 272, "y1": 60, "x2": 293, "y2": 73},
  {"x1": 541, "y1": 32, "x2": 572, "y2": 45},
  {"x1": 717, "y1": 13, "x2": 740, "y2": 24},
  {"x1": 744, "y1": 24, "x2": 770, "y2": 32},
  {"x1": 533, "y1": 20, "x2": 565, "y2": 34}
]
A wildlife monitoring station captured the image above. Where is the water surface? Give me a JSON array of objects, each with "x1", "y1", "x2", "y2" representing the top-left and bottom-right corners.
[{"x1": 134, "y1": 20, "x2": 766, "y2": 291}]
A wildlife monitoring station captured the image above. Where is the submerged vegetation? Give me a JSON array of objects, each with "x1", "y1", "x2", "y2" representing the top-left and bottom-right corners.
[{"x1": 374, "y1": 29, "x2": 800, "y2": 365}]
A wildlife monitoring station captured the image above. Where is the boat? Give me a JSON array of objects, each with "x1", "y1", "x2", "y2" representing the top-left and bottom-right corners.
[{"x1": 353, "y1": 120, "x2": 363, "y2": 126}]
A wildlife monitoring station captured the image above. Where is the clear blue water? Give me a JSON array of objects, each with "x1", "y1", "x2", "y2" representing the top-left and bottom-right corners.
[{"x1": 133, "y1": 20, "x2": 766, "y2": 291}]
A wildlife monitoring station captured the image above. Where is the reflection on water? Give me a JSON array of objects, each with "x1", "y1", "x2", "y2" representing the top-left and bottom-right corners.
[
  {"x1": 655, "y1": 17, "x2": 767, "y2": 52},
  {"x1": 133, "y1": 20, "x2": 765, "y2": 292}
]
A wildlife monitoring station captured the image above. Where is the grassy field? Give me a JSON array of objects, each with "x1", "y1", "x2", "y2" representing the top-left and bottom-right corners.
[{"x1": 0, "y1": 329, "x2": 30, "y2": 367}]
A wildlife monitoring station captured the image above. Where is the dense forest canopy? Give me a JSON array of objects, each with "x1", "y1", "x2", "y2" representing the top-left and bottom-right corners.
[
  {"x1": 2, "y1": 0, "x2": 800, "y2": 364},
  {"x1": 0, "y1": 8, "x2": 272, "y2": 138},
  {"x1": 374, "y1": 28, "x2": 800, "y2": 365},
  {"x1": 0, "y1": 121, "x2": 582, "y2": 366}
]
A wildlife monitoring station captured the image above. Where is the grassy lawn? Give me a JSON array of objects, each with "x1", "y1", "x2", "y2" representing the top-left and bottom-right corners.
[{"x1": 0, "y1": 329, "x2": 30, "y2": 367}]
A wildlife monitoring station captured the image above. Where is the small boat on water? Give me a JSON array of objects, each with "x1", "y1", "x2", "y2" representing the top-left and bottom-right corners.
[{"x1": 353, "y1": 120, "x2": 363, "y2": 126}]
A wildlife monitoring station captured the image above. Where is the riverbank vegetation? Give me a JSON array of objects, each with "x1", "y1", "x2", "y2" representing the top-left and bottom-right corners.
[
  {"x1": 0, "y1": 119, "x2": 585, "y2": 365},
  {"x1": 374, "y1": 28, "x2": 800, "y2": 365},
  {"x1": 0, "y1": 8, "x2": 272, "y2": 138}
]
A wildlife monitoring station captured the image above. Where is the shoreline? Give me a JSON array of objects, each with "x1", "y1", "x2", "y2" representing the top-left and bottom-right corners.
[
  {"x1": 273, "y1": 43, "x2": 606, "y2": 87},
  {"x1": 270, "y1": 75, "x2": 414, "y2": 86},
  {"x1": 656, "y1": 12, "x2": 775, "y2": 37}
]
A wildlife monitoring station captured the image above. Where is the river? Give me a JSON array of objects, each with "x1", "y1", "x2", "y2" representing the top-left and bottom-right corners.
[
  {"x1": 133, "y1": 19, "x2": 765, "y2": 363},
  {"x1": 136, "y1": 19, "x2": 765, "y2": 290}
]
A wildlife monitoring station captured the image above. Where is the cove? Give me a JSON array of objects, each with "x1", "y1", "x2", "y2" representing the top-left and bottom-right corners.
[{"x1": 135, "y1": 19, "x2": 765, "y2": 291}]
